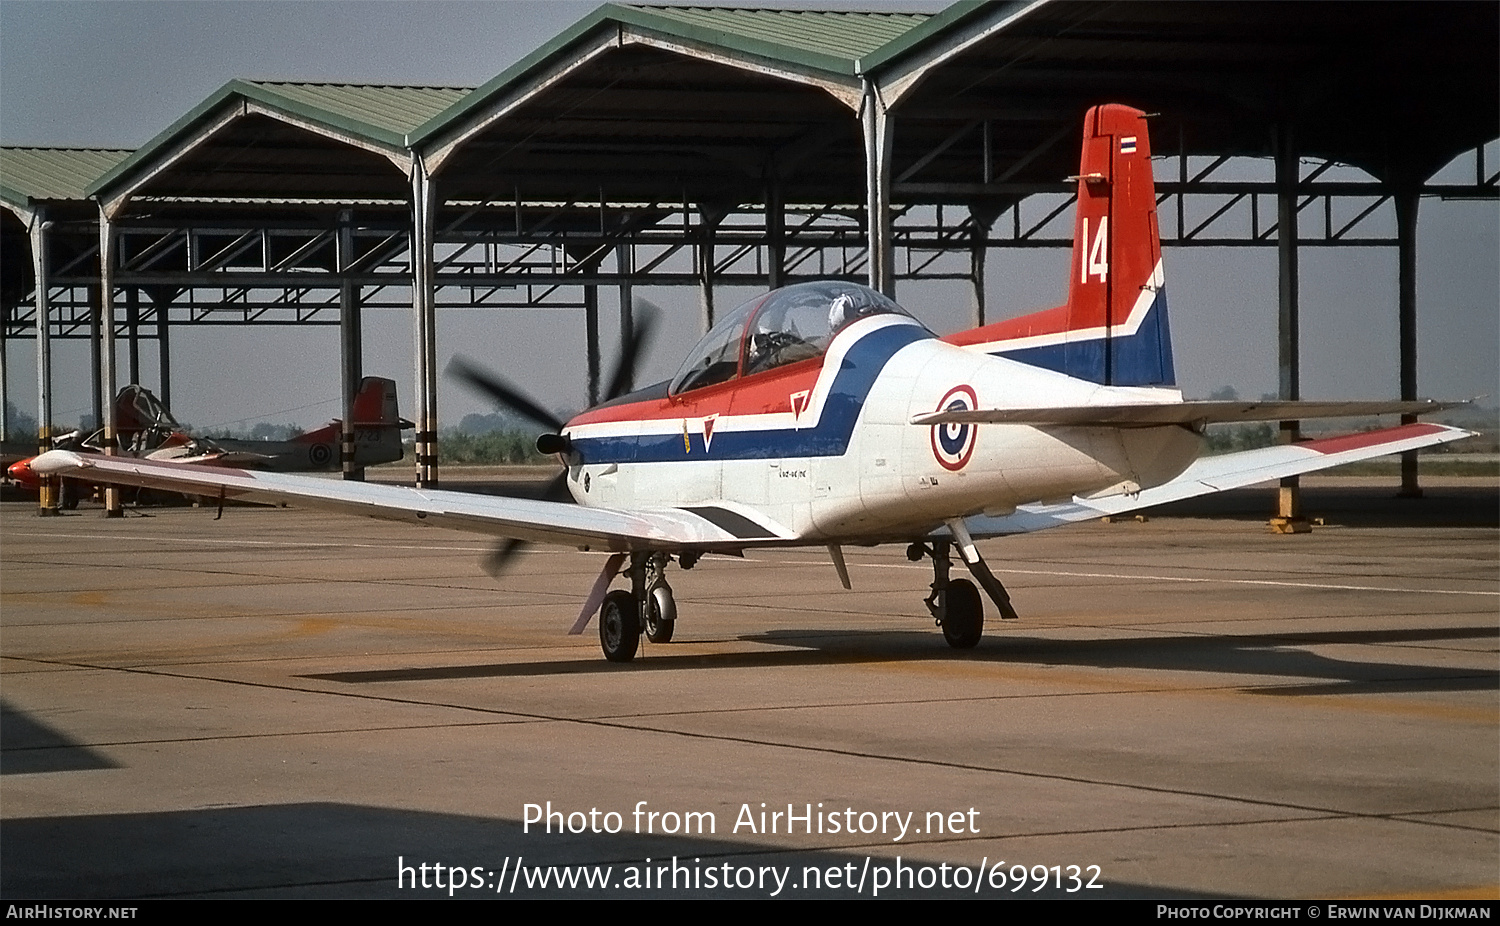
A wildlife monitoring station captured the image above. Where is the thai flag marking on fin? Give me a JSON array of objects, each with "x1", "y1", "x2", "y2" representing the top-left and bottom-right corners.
[{"x1": 1120, "y1": 136, "x2": 1137, "y2": 153}]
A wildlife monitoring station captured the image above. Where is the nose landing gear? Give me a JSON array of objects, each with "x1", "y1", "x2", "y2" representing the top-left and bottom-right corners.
[{"x1": 598, "y1": 552, "x2": 678, "y2": 662}]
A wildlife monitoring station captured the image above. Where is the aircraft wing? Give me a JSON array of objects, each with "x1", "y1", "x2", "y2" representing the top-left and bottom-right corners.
[
  {"x1": 913, "y1": 398, "x2": 1460, "y2": 428},
  {"x1": 29, "y1": 450, "x2": 790, "y2": 551},
  {"x1": 956, "y1": 422, "x2": 1476, "y2": 537}
]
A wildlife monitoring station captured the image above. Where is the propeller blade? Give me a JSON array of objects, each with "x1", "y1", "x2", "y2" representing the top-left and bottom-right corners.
[
  {"x1": 483, "y1": 537, "x2": 529, "y2": 578},
  {"x1": 481, "y1": 472, "x2": 570, "y2": 577},
  {"x1": 603, "y1": 298, "x2": 660, "y2": 402},
  {"x1": 446, "y1": 355, "x2": 566, "y2": 433}
]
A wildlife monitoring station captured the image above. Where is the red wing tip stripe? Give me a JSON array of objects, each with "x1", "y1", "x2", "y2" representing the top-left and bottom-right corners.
[{"x1": 1302, "y1": 422, "x2": 1448, "y2": 455}]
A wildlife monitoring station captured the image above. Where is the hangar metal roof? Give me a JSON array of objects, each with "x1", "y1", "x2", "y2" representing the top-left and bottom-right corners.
[
  {"x1": 406, "y1": 0, "x2": 1496, "y2": 210},
  {"x1": 610, "y1": 5, "x2": 931, "y2": 70},
  {"x1": 81, "y1": 1, "x2": 1499, "y2": 216},
  {"x1": 88, "y1": 81, "x2": 470, "y2": 207},
  {"x1": 1, "y1": 148, "x2": 131, "y2": 216}
]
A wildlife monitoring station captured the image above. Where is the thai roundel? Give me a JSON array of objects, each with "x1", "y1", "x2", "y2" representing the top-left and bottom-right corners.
[{"x1": 930, "y1": 385, "x2": 978, "y2": 471}]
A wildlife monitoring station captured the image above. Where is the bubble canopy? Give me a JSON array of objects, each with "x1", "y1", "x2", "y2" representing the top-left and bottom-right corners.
[{"x1": 669, "y1": 281, "x2": 927, "y2": 395}]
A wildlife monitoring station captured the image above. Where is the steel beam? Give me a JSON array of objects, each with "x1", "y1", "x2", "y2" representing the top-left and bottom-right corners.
[
  {"x1": 154, "y1": 291, "x2": 171, "y2": 409},
  {"x1": 31, "y1": 211, "x2": 58, "y2": 513},
  {"x1": 98, "y1": 209, "x2": 122, "y2": 516},
  {"x1": 411, "y1": 161, "x2": 439, "y2": 488},
  {"x1": 1394, "y1": 185, "x2": 1422, "y2": 498},
  {"x1": 617, "y1": 243, "x2": 634, "y2": 393},
  {"x1": 862, "y1": 82, "x2": 894, "y2": 297},
  {"x1": 1273, "y1": 125, "x2": 1305, "y2": 530},
  {"x1": 126, "y1": 288, "x2": 141, "y2": 386},
  {"x1": 338, "y1": 210, "x2": 364, "y2": 482},
  {"x1": 766, "y1": 183, "x2": 785, "y2": 290},
  {"x1": 88, "y1": 285, "x2": 102, "y2": 434},
  {"x1": 584, "y1": 282, "x2": 600, "y2": 407}
]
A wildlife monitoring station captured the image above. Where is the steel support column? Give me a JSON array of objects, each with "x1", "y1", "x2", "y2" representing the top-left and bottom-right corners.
[
  {"x1": 969, "y1": 206, "x2": 997, "y2": 328},
  {"x1": 98, "y1": 209, "x2": 122, "y2": 516},
  {"x1": 88, "y1": 284, "x2": 101, "y2": 433},
  {"x1": 1273, "y1": 125, "x2": 1305, "y2": 529},
  {"x1": 153, "y1": 291, "x2": 171, "y2": 409},
  {"x1": 1, "y1": 325, "x2": 8, "y2": 443},
  {"x1": 862, "y1": 81, "x2": 895, "y2": 297},
  {"x1": 698, "y1": 224, "x2": 716, "y2": 330},
  {"x1": 584, "y1": 282, "x2": 600, "y2": 407},
  {"x1": 337, "y1": 210, "x2": 364, "y2": 481},
  {"x1": 616, "y1": 244, "x2": 634, "y2": 393},
  {"x1": 30, "y1": 210, "x2": 57, "y2": 513},
  {"x1": 411, "y1": 162, "x2": 438, "y2": 488},
  {"x1": 766, "y1": 183, "x2": 785, "y2": 290},
  {"x1": 1394, "y1": 184, "x2": 1422, "y2": 498},
  {"x1": 126, "y1": 288, "x2": 141, "y2": 386}
]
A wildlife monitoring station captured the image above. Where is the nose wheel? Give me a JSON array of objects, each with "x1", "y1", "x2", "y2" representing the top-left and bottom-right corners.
[
  {"x1": 599, "y1": 589, "x2": 641, "y2": 662},
  {"x1": 598, "y1": 552, "x2": 678, "y2": 661}
]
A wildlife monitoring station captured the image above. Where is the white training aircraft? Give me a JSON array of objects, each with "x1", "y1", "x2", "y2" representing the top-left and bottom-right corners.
[{"x1": 33, "y1": 104, "x2": 1472, "y2": 663}]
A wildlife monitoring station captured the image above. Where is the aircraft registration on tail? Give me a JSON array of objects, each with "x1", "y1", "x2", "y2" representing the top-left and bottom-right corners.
[{"x1": 31, "y1": 105, "x2": 1473, "y2": 662}]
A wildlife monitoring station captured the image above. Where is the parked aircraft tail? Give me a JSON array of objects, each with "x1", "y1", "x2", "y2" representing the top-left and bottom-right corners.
[
  {"x1": 294, "y1": 377, "x2": 410, "y2": 468},
  {"x1": 349, "y1": 376, "x2": 408, "y2": 427},
  {"x1": 951, "y1": 104, "x2": 1175, "y2": 388}
]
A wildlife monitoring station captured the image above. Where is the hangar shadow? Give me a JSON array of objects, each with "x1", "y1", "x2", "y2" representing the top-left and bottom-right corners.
[
  {"x1": 302, "y1": 625, "x2": 1498, "y2": 696},
  {"x1": 1, "y1": 699, "x2": 118, "y2": 775}
]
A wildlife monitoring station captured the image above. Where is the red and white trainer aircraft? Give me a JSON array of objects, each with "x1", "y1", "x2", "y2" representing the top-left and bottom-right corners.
[{"x1": 32, "y1": 104, "x2": 1471, "y2": 662}]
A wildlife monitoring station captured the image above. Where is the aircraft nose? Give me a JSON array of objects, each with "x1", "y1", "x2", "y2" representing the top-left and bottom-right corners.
[{"x1": 7, "y1": 459, "x2": 40, "y2": 487}]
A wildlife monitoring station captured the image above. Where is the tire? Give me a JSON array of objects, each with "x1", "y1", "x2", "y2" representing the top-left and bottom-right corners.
[
  {"x1": 599, "y1": 589, "x2": 641, "y2": 663},
  {"x1": 645, "y1": 585, "x2": 676, "y2": 643},
  {"x1": 941, "y1": 578, "x2": 983, "y2": 649}
]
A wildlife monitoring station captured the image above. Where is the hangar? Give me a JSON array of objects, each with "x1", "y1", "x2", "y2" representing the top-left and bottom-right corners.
[{"x1": 2, "y1": 0, "x2": 1495, "y2": 517}]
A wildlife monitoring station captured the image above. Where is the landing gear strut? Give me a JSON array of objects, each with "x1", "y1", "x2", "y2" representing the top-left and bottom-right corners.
[
  {"x1": 644, "y1": 553, "x2": 676, "y2": 643},
  {"x1": 909, "y1": 528, "x2": 1018, "y2": 649},
  {"x1": 910, "y1": 540, "x2": 983, "y2": 649}
]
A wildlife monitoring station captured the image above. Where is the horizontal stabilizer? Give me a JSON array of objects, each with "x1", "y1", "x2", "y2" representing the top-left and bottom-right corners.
[{"x1": 913, "y1": 398, "x2": 1463, "y2": 428}]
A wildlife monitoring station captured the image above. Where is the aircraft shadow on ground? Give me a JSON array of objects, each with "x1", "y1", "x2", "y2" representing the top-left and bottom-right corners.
[
  {"x1": 0, "y1": 801, "x2": 1234, "y2": 900},
  {"x1": 0, "y1": 700, "x2": 119, "y2": 775},
  {"x1": 302, "y1": 625, "x2": 1498, "y2": 696}
]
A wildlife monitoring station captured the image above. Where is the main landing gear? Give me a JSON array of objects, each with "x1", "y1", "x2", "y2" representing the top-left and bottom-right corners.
[
  {"x1": 908, "y1": 528, "x2": 1020, "y2": 649},
  {"x1": 599, "y1": 552, "x2": 685, "y2": 662}
]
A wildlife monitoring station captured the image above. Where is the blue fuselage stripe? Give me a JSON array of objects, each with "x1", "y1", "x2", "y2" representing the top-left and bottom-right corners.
[{"x1": 572, "y1": 324, "x2": 931, "y2": 465}]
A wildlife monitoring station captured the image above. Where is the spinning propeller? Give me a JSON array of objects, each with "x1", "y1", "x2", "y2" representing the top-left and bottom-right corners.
[{"x1": 448, "y1": 299, "x2": 660, "y2": 577}]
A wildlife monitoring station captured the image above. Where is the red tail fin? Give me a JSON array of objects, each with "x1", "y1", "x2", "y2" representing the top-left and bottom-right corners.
[
  {"x1": 1067, "y1": 105, "x2": 1162, "y2": 334},
  {"x1": 1062, "y1": 104, "x2": 1173, "y2": 386},
  {"x1": 350, "y1": 377, "x2": 401, "y2": 426},
  {"x1": 956, "y1": 104, "x2": 1174, "y2": 387}
]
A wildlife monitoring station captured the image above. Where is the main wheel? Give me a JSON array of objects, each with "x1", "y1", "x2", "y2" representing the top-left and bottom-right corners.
[
  {"x1": 941, "y1": 578, "x2": 983, "y2": 649},
  {"x1": 645, "y1": 585, "x2": 676, "y2": 643},
  {"x1": 599, "y1": 589, "x2": 641, "y2": 663}
]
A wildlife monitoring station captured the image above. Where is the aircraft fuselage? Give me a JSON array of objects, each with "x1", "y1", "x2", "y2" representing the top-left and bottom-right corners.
[{"x1": 562, "y1": 314, "x2": 1201, "y2": 545}]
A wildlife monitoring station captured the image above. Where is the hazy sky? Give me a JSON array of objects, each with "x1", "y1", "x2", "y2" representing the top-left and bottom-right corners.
[{"x1": 1, "y1": 1, "x2": 1495, "y2": 433}]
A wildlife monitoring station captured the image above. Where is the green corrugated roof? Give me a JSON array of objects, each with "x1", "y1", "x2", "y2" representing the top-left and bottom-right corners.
[
  {"x1": 90, "y1": 80, "x2": 472, "y2": 199},
  {"x1": 619, "y1": 6, "x2": 931, "y2": 63},
  {"x1": 242, "y1": 82, "x2": 470, "y2": 137},
  {"x1": 411, "y1": 3, "x2": 935, "y2": 146},
  {"x1": 1, "y1": 148, "x2": 132, "y2": 210}
]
